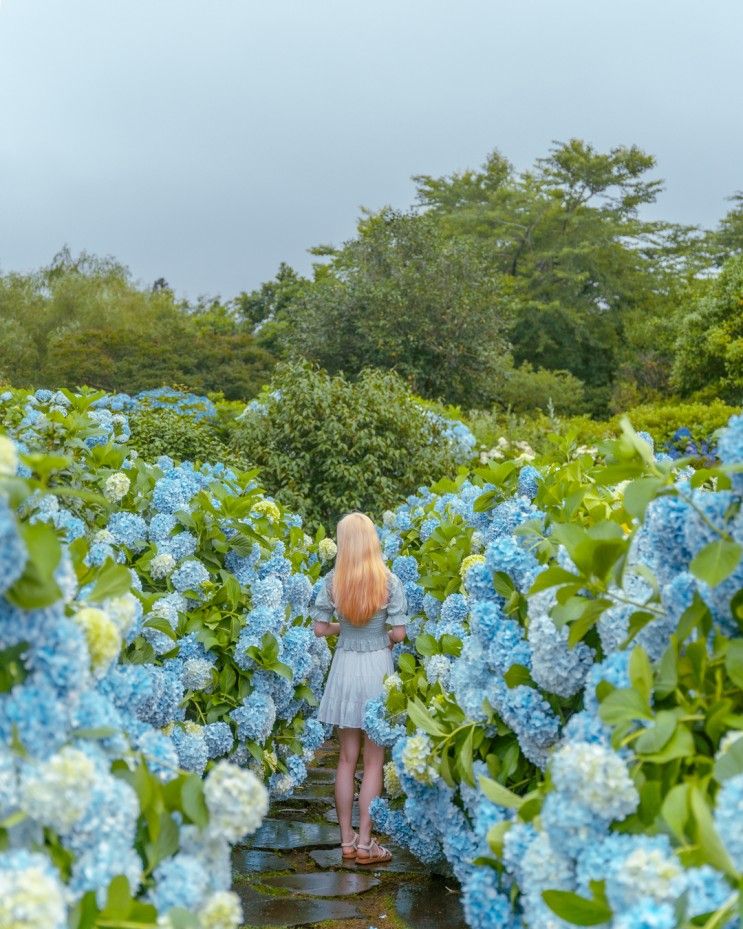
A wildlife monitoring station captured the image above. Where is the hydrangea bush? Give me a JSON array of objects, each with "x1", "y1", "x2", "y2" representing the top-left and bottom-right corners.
[
  {"x1": 0, "y1": 387, "x2": 332, "y2": 928},
  {"x1": 366, "y1": 414, "x2": 743, "y2": 929}
]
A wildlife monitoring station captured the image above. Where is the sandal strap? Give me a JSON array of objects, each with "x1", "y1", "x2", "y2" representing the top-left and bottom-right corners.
[{"x1": 341, "y1": 833, "x2": 358, "y2": 848}]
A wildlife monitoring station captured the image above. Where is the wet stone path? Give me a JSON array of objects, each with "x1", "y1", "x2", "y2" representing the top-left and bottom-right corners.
[{"x1": 232, "y1": 746, "x2": 468, "y2": 929}]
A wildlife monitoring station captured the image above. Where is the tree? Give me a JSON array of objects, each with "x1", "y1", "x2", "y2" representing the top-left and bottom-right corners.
[
  {"x1": 671, "y1": 254, "x2": 743, "y2": 403},
  {"x1": 274, "y1": 210, "x2": 508, "y2": 407},
  {"x1": 414, "y1": 139, "x2": 701, "y2": 411}
]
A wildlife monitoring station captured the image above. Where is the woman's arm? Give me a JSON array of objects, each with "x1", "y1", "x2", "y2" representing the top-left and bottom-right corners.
[
  {"x1": 387, "y1": 625, "x2": 406, "y2": 646},
  {"x1": 313, "y1": 620, "x2": 341, "y2": 638}
]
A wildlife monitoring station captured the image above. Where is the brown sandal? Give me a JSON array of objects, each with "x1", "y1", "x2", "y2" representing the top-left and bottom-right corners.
[
  {"x1": 341, "y1": 833, "x2": 359, "y2": 860},
  {"x1": 356, "y1": 838, "x2": 392, "y2": 865}
]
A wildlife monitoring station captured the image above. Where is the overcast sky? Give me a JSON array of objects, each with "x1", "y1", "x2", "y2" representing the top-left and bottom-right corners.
[{"x1": 0, "y1": 0, "x2": 740, "y2": 301}]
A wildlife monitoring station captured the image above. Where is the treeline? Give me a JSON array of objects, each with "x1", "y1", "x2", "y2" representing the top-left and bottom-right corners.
[
  {"x1": 1, "y1": 140, "x2": 741, "y2": 414},
  {"x1": 0, "y1": 250, "x2": 274, "y2": 399}
]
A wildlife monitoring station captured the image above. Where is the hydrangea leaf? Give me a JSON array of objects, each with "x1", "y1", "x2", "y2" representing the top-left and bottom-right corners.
[
  {"x1": 478, "y1": 774, "x2": 522, "y2": 810},
  {"x1": 689, "y1": 785, "x2": 737, "y2": 878},
  {"x1": 542, "y1": 888, "x2": 613, "y2": 926},
  {"x1": 5, "y1": 521, "x2": 61, "y2": 609},
  {"x1": 725, "y1": 639, "x2": 743, "y2": 688},
  {"x1": 714, "y1": 737, "x2": 743, "y2": 782},
  {"x1": 689, "y1": 539, "x2": 743, "y2": 588}
]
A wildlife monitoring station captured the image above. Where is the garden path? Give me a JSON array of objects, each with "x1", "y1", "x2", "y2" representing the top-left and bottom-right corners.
[{"x1": 232, "y1": 744, "x2": 468, "y2": 929}]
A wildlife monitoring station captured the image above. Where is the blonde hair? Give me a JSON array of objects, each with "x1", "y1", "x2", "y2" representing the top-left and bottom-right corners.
[{"x1": 332, "y1": 513, "x2": 389, "y2": 626}]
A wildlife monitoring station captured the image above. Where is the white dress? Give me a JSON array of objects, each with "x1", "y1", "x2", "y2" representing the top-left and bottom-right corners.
[{"x1": 311, "y1": 570, "x2": 408, "y2": 730}]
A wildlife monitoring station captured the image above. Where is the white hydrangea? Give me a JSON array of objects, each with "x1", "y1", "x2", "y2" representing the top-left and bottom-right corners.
[
  {"x1": 383, "y1": 761, "x2": 403, "y2": 799},
  {"x1": 19, "y1": 748, "x2": 96, "y2": 834},
  {"x1": 424, "y1": 654, "x2": 451, "y2": 688},
  {"x1": 318, "y1": 538, "x2": 337, "y2": 562},
  {"x1": 615, "y1": 847, "x2": 685, "y2": 904},
  {"x1": 551, "y1": 741, "x2": 638, "y2": 821},
  {"x1": 103, "y1": 471, "x2": 130, "y2": 502},
  {"x1": 0, "y1": 435, "x2": 19, "y2": 476},
  {"x1": 105, "y1": 593, "x2": 139, "y2": 636},
  {"x1": 401, "y1": 733, "x2": 439, "y2": 785},
  {"x1": 718, "y1": 731, "x2": 743, "y2": 756},
  {"x1": 470, "y1": 530, "x2": 485, "y2": 553},
  {"x1": 199, "y1": 890, "x2": 243, "y2": 929},
  {"x1": 383, "y1": 673, "x2": 402, "y2": 696},
  {"x1": 382, "y1": 510, "x2": 396, "y2": 528},
  {"x1": 0, "y1": 857, "x2": 67, "y2": 929},
  {"x1": 204, "y1": 761, "x2": 268, "y2": 842},
  {"x1": 150, "y1": 552, "x2": 177, "y2": 579},
  {"x1": 92, "y1": 528, "x2": 116, "y2": 545}
]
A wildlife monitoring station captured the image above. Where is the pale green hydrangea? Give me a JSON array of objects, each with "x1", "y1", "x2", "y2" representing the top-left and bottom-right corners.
[
  {"x1": 318, "y1": 538, "x2": 337, "y2": 562},
  {"x1": 72, "y1": 607, "x2": 122, "y2": 675},
  {"x1": 105, "y1": 593, "x2": 139, "y2": 636},
  {"x1": 198, "y1": 891, "x2": 243, "y2": 929},
  {"x1": 401, "y1": 733, "x2": 439, "y2": 785},
  {"x1": 151, "y1": 553, "x2": 177, "y2": 579},
  {"x1": 383, "y1": 761, "x2": 402, "y2": 799},
  {"x1": 103, "y1": 471, "x2": 130, "y2": 502},
  {"x1": 0, "y1": 859, "x2": 67, "y2": 929},
  {"x1": 383, "y1": 673, "x2": 402, "y2": 696},
  {"x1": 19, "y1": 747, "x2": 96, "y2": 834},
  {"x1": 0, "y1": 435, "x2": 19, "y2": 476},
  {"x1": 204, "y1": 761, "x2": 268, "y2": 843}
]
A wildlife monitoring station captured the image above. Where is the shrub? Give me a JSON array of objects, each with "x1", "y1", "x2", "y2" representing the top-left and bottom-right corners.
[
  {"x1": 494, "y1": 360, "x2": 587, "y2": 416},
  {"x1": 231, "y1": 363, "x2": 473, "y2": 529},
  {"x1": 127, "y1": 405, "x2": 249, "y2": 470}
]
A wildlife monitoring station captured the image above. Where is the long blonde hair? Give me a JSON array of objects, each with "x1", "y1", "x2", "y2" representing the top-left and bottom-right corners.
[{"x1": 332, "y1": 513, "x2": 389, "y2": 625}]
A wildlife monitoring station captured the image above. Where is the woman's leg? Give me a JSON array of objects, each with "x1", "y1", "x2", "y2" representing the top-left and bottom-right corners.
[
  {"x1": 336, "y1": 726, "x2": 362, "y2": 845},
  {"x1": 358, "y1": 733, "x2": 385, "y2": 846}
]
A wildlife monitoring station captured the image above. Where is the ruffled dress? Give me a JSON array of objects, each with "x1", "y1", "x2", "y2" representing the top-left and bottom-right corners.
[{"x1": 312, "y1": 570, "x2": 408, "y2": 730}]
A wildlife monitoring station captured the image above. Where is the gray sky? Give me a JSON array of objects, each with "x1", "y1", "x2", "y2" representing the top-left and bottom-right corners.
[{"x1": 0, "y1": 0, "x2": 740, "y2": 302}]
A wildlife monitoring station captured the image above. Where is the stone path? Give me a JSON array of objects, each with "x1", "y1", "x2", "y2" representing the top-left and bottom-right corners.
[{"x1": 232, "y1": 745, "x2": 468, "y2": 929}]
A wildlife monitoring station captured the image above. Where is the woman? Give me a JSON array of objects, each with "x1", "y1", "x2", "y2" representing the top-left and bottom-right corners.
[{"x1": 311, "y1": 512, "x2": 407, "y2": 865}]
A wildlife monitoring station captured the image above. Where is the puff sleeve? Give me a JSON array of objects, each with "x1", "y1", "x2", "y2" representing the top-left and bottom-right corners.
[
  {"x1": 385, "y1": 574, "x2": 408, "y2": 626},
  {"x1": 309, "y1": 574, "x2": 335, "y2": 623}
]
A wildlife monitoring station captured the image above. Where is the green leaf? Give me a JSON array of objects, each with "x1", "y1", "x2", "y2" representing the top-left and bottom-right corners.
[
  {"x1": 725, "y1": 639, "x2": 743, "y2": 688},
  {"x1": 598, "y1": 688, "x2": 652, "y2": 726},
  {"x1": 640, "y1": 724, "x2": 694, "y2": 764},
  {"x1": 90, "y1": 562, "x2": 132, "y2": 602},
  {"x1": 144, "y1": 617, "x2": 178, "y2": 640},
  {"x1": 406, "y1": 698, "x2": 446, "y2": 737},
  {"x1": 622, "y1": 477, "x2": 667, "y2": 519},
  {"x1": 181, "y1": 775, "x2": 209, "y2": 828},
  {"x1": 528, "y1": 564, "x2": 581, "y2": 595},
  {"x1": 479, "y1": 774, "x2": 523, "y2": 810},
  {"x1": 5, "y1": 522, "x2": 62, "y2": 609},
  {"x1": 542, "y1": 888, "x2": 613, "y2": 926},
  {"x1": 99, "y1": 875, "x2": 132, "y2": 920},
  {"x1": 690, "y1": 539, "x2": 743, "y2": 588},
  {"x1": 689, "y1": 785, "x2": 737, "y2": 878},
  {"x1": 440, "y1": 633, "x2": 462, "y2": 657},
  {"x1": 271, "y1": 660, "x2": 294, "y2": 681},
  {"x1": 655, "y1": 638, "x2": 678, "y2": 699},
  {"x1": 503, "y1": 664, "x2": 533, "y2": 688},
  {"x1": 398, "y1": 652, "x2": 416, "y2": 674},
  {"x1": 629, "y1": 647, "x2": 653, "y2": 703},
  {"x1": 634, "y1": 710, "x2": 678, "y2": 755},
  {"x1": 415, "y1": 633, "x2": 439, "y2": 658},
  {"x1": 661, "y1": 783, "x2": 690, "y2": 841},
  {"x1": 166, "y1": 908, "x2": 201, "y2": 929},
  {"x1": 714, "y1": 736, "x2": 743, "y2": 782},
  {"x1": 458, "y1": 726, "x2": 475, "y2": 786},
  {"x1": 486, "y1": 820, "x2": 510, "y2": 857},
  {"x1": 473, "y1": 489, "x2": 497, "y2": 512},
  {"x1": 149, "y1": 812, "x2": 180, "y2": 869}
]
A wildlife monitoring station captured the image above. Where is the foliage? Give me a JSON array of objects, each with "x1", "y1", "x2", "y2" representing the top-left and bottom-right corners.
[
  {"x1": 0, "y1": 249, "x2": 274, "y2": 400},
  {"x1": 672, "y1": 253, "x2": 743, "y2": 403},
  {"x1": 127, "y1": 406, "x2": 248, "y2": 471},
  {"x1": 230, "y1": 362, "x2": 475, "y2": 529},
  {"x1": 262, "y1": 211, "x2": 509, "y2": 407},
  {"x1": 492, "y1": 359, "x2": 587, "y2": 415},
  {"x1": 0, "y1": 386, "x2": 332, "y2": 928},
  {"x1": 361, "y1": 414, "x2": 743, "y2": 929}
]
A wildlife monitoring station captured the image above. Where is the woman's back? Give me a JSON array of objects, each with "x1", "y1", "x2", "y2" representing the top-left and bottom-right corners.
[{"x1": 315, "y1": 570, "x2": 407, "y2": 653}]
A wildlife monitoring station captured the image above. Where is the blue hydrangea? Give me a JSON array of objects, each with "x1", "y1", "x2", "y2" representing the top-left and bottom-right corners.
[
  {"x1": 713, "y1": 773, "x2": 743, "y2": 872},
  {"x1": 171, "y1": 559, "x2": 210, "y2": 593},
  {"x1": 363, "y1": 695, "x2": 406, "y2": 747},
  {"x1": 528, "y1": 613, "x2": 594, "y2": 697},
  {"x1": 107, "y1": 512, "x2": 148, "y2": 550},
  {"x1": 203, "y1": 722, "x2": 234, "y2": 759},
  {"x1": 0, "y1": 499, "x2": 27, "y2": 595},
  {"x1": 392, "y1": 555, "x2": 419, "y2": 584},
  {"x1": 230, "y1": 691, "x2": 276, "y2": 744},
  {"x1": 517, "y1": 465, "x2": 540, "y2": 500},
  {"x1": 172, "y1": 727, "x2": 208, "y2": 775}
]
